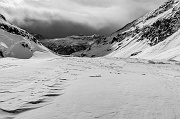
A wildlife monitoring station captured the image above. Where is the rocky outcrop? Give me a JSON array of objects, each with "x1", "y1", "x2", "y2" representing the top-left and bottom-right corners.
[
  {"x1": 0, "y1": 14, "x2": 6, "y2": 21},
  {"x1": 73, "y1": 0, "x2": 180, "y2": 60},
  {"x1": 32, "y1": 33, "x2": 45, "y2": 41},
  {"x1": 111, "y1": 0, "x2": 180, "y2": 46},
  {"x1": 0, "y1": 14, "x2": 49, "y2": 59},
  {"x1": 41, "y1": 35, "x2": 106, "y2": 55},
  {"x1": 0, "y1": 15, "x2": 38, "y2": 43}
]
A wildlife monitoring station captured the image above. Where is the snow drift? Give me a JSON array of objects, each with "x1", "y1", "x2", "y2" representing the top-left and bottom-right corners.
[{"x1": 0, "y1": 14, "x2": 50, "y2": 59}]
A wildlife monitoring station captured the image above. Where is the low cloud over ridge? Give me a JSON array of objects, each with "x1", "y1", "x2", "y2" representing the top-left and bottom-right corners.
[{"x1": 0, "y1": 0, "x2": 166, "y2": 38}]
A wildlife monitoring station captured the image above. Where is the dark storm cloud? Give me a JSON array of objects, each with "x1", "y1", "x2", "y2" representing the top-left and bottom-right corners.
[
  {"x1": 15, "y1": 18, "x2": 118, "y2": 38},
  {"x1": 0, "y1": 0, "x2": 167, "y2": 38}
]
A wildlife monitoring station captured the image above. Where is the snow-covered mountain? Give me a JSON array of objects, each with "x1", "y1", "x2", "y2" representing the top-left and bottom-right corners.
[
  {"x1": 1, "y1": 0, "x2": 180, "y2": 61},
  {"x1": 40, "y1": 35, "x2": 106, "y2": 56},
  {"x1": 73, "y1": 0, "x2": 180, "y2": 61},
  {"x1": 0, "y1": 14, "x2": 50, "y2": 59},
  {"x1": 2, "y1": 1, "x2": 180, "y2": 119}
]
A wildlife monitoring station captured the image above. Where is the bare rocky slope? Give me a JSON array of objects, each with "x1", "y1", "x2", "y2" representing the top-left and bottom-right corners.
[
  {"x1": 40, "y1": 35, "x2": 106, "y2": 55},
  {"x1": 106, "y1": 0, "x2": 180, "y2": 61},
  {"x1": 0, "y1": 15, "x2": 38, "y2": 43}
]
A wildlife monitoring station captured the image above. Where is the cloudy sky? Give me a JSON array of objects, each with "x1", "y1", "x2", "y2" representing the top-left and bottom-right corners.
[{"x1": 0, "y1": 0, "x2": 166, "y2": 38}]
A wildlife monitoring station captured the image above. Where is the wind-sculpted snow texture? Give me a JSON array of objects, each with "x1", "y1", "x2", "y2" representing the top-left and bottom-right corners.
[{"x1": 1, "y1": 56, "x2": 180, "y2": 119}]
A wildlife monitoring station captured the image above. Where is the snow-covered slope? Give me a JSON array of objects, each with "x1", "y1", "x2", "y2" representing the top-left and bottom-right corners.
[
  {"x1": 0, "y1": 14, "x2": 51, "y2": 59},
  {"x1": 107, "y1": 0, "x2": 180, "y2": 61},
  {"x1": 40, "y1": 35, "x2": 106, "y2": 56},
  {"x1": 1, "y1": 0, "x2": 180, "y2": 61},
  {"x1": 75, "y1": 0, "x2": 180, "y2": 61}
]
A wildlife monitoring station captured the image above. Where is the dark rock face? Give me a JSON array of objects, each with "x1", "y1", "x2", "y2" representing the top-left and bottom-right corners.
[
  {"x1": 0, "y1": 14, "x2": 6, "y2": 21},
  {"x1": 0, "y1": 50, "x2": 4, "y2": 57},
  {"x1": 44, "y1": 43, "x2": 88, "y2": 55},
  {"x1": 140, "y1": 18, "x2": 179, "y2": 46},
  {"x1": 41, "y1": 35, "x2": 106, "y2": 55},
  {"x1": 110, "y1": 37, "x2": 119, "y2": 44},
  {"x1": 131, "y1": 51, "x2": 142, "y2": 56},
  {"x1": 111, "y1": 0, "x2": 180, "y2": 46},
  {"x1": 32, "y1": 34, "x2": 45, "y2": 41},
  {"x1": 0, "y1": 15, "x2": 38, "y2": 43},
  {"x1": 138, "y1": 3, "x2": 180, "y2": 46}
]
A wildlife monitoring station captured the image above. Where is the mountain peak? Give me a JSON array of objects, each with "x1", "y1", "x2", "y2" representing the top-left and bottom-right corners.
[
  {"x1": 0, "y1": 13, "x2": 50, "y2": 59},
  {"x1": 0, "y1": 14, "x2": 6, "y2": 21}
]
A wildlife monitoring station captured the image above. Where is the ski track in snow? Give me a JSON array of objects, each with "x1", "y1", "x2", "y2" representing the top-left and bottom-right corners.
[{"x1": 0, "y1": 56, "x2": 180, "y2": 119}]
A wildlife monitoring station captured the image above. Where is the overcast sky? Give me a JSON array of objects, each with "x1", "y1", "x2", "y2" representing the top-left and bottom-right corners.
[{"x1": 0, "y1": 0, "x2": 167, "y2": 38}]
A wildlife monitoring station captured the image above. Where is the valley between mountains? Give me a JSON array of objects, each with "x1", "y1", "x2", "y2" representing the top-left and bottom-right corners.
[{"x1": 1, "y1": 0, "x2": 180, "y2": 119}]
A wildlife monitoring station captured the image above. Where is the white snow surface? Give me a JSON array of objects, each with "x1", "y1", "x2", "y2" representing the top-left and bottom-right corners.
[
  {"x1": 1, "y1": 55, "x2": 180, "y2": 119},
  {"x1": 0, "y1": 29, "x2": 49, "y2": 59},
  {"x1": 1, "y1": 1, "x2": 180, "y2": 118},
  {"x1": 107, "y1": 29, "x2": 180, "y2": 61},
  {"x1": 1, "y1": 20, "x2": 180, "y2": 118}
]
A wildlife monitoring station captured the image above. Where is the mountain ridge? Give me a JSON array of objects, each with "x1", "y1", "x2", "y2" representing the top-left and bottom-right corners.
[
  {"x1": 0, "y1": 13, "x2": 50, "y2": 59},
  {"x1": 1, "y1": 0, "x2": 180, "y2": 61},
  {"x1": 70, "y1": 0, "x2": 180, "y2": 61}
]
